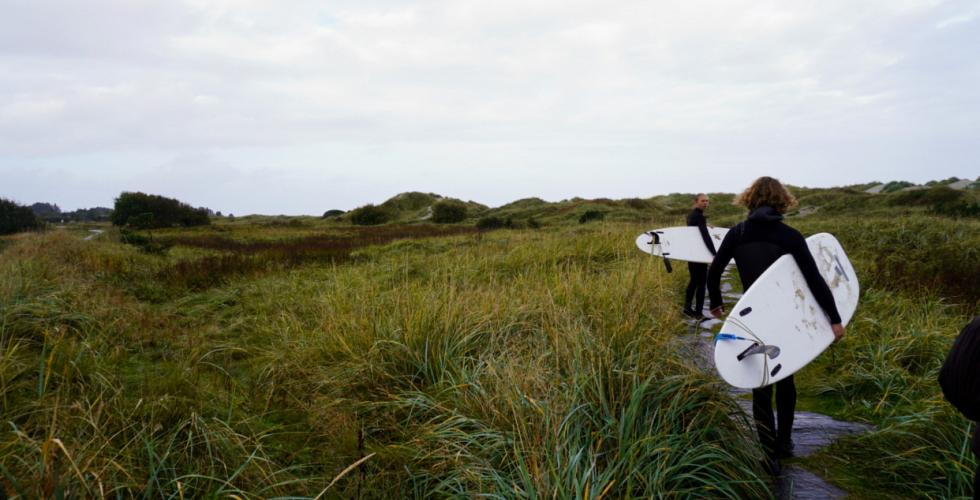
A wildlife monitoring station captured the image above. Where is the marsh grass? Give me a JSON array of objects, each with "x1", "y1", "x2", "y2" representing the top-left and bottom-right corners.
[
  {"x1": 793, "y1": 215, "x2": 979, "y2": 305},
  {"x1": 0, "y1": 205, "x2": 974, "y2": 498},
  {"x1": 1, "y1": 223, "x2": 773, "y2": 497}
]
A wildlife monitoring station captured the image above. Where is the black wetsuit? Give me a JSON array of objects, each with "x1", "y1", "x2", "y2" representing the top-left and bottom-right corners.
[
  {"x1": 707, "y1": 205, "x2": 841, "y2": 460},
  {"x1": 939, "y1": 316, "x2": 980, "y2": 499},
  {"x1": 684, "y1": 207, "x2": 716, "y2": 314}
]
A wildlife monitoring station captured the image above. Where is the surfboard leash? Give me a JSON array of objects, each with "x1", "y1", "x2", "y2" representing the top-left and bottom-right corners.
[{"x1": 715, "y1": 316, "x2": 775, "y2": 386}]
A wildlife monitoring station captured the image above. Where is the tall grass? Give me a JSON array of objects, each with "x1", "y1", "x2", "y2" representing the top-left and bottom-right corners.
[
  {"x1": 793, "y1": 214, "x2": 980, "y2": 306},
  {"x1": 1, "y1": 225, "x2": 770, "y2": 497},
  {"x1": 2, "y1": 207, "x2": 973, "y2": 498},
  {"x1": 785, "y1": 216, "x2": 978, "y2": 498}
]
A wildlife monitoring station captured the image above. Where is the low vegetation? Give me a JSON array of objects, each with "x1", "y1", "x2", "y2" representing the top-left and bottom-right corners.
[
  {"x1": 430, "y1": 200, "x2": 467, "y2": 223},
  {"x1": 0, "y1": 178, "x2": 977, "y2": 497}
]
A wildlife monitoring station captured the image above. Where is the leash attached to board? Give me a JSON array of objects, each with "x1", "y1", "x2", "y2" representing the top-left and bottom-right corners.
[{"x1": 647, "y1": 231, "x2": 672, "y2": 273}]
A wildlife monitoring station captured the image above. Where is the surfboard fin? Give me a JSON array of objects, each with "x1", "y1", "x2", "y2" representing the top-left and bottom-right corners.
[{"x1": 737, "y1": 342, "x2": 781, "y2": 361}]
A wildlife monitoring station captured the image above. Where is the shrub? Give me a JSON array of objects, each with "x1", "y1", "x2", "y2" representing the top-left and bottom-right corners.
[
  {"x1": 0, "y1": 198, "x2": 42, "y2": 235},
  {"x1": 431, "y1": 201, "x2": 467, "y2": 223},
  {"x1": 349, "y1": 204, "x2": 391, "y2": 226},
  {"x1": 476, "y1": 216, "x2": 504, "y2": 230},
  {"x1": 112, "y1": 192, "x2": 210, "y2": 228},
  {"x1": 578, "y1": 210, "x2": 605, "y2": 224},
  {"x1": 527, "y1": 217, "x2": 541, "y2": 229},
  {"x1": 624, "y1": 198, "x2": 650, "y2": 210},
  {"x1": 932, "y1": 201, "x2": 980, "y2": 218},
  {"x1": 322, "y1": 209, "x2": 345, "y2": 219},
  {"x1": 119, "y1": 229, "x2": 171, "y2": 254}
]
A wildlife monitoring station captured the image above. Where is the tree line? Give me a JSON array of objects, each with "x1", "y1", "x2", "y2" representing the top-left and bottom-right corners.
[{"x1": 111, "y1": 192, "x2": 211, "y2": 229}]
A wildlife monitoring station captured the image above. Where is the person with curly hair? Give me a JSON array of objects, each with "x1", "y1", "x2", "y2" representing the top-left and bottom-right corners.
[{"x1": 707, "y1": 176, "x2": 845, "y2": 475}]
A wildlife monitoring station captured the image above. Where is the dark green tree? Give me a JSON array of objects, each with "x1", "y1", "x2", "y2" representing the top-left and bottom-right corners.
[
  {"x1": 30, "y1": 202, "x2": 61, "y2": 216},
  {"x1": 112, "y1": 192, "x2": 210, "y2": 228},
  {"x1": 0, "y1": 198, "x2": 43, "y2": 235}
]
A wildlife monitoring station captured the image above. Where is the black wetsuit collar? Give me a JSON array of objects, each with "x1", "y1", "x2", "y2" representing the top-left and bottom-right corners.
[{"x1": 747, "y1": 205, "x2": 783, "y2": 222}]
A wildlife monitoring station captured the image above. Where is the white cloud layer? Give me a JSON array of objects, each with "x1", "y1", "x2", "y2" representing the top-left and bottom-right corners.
[{"x1": 1, "y1": 0, "x2": 978, "y2": 213}]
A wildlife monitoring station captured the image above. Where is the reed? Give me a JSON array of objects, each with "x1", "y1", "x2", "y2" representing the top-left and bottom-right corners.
[{"x1": 0, "y1": 208, "x2": 974, "y2": 497}]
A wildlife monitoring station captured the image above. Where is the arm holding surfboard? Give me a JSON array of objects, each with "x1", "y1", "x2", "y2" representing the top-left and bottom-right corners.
[
  {"x1": 785, "y1": 234, "x2": 845, "y2": 341},
  {"x1": 706, "y1": 223, "x2": 737, "y2": 316}
]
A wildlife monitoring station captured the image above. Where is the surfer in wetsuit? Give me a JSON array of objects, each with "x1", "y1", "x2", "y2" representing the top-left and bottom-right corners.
[
  {"x1": 939, "y1": 316, "x2": 980, "y2": 500},
  {"x1": 707, "y1": 176, "x2": 845, "y2": 475},
  {"x1": 683, "y1": 194, "x2": 716, "y2": 319}
]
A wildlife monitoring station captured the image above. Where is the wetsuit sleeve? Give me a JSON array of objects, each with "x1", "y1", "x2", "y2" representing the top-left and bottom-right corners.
[
  {"x1": 788, "y1": 233, "x2": 843, "y2": 325},
  {"x1": 707, "y1": 226, "x2": 737, "y2": 310},
  {"x1": 695, "y1": 213, "x2": 717, "y2": 255}
]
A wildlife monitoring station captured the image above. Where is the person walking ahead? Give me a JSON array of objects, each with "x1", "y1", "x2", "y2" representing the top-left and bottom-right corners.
[
  {"x1": 707, "y1": 177, "x2": 845, "y2": 474},
  {"x1": 939, "y1": 316, "x2": 980, "y2": 500},
  {"x1": 683, "y1": 193, "x2": 716, "y2": 319}
]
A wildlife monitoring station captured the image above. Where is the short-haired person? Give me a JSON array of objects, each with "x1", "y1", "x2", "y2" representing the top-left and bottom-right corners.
[
  {"x1": 683, "y1": 194, "x2": 716, "y2": 319},
  {"x1": 707, "y1": 177, "x2": 845, "y2": 474}
]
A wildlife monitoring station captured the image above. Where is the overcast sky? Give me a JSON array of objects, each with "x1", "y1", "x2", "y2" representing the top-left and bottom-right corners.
[{"x1": 2, "y1": 0, "x2": 978, "y2": 214}]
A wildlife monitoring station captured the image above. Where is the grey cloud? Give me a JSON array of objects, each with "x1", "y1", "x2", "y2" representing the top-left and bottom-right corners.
[{"x1": 1, "y1": 0, "x2": 978, "y2": 213}]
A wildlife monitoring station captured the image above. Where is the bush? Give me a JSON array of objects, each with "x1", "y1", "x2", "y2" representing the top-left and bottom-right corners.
[
  {"x1": 349, "y1": 204, "x2": 391, "y2": 226},
  {"x1": 0, "y1": 198, "x2": 42, "y2": 235},
  {"x1": 119, "y1": 229, "x2": 171, "y2": 254},
  {"x1": 112, "y1": 192, "x2": 210, "y2": 228},
  {"x1": 578, "y1": 210, "x2": 605, "y2": 224},
  {"x1": 476, "y1": 216, "x2": 505, "y2": 230},
  {"x1": 527, "y1": 217, "x2": 541, "y2": 229},
  {"x1": 431, "y1": 201, "x2": 467, "y2": 223},
  {"x1": 932, "y1": 201, "x2": 980, "y2": 218},
  {"x1": 624, "y1": 198, "x2": 650, "y2": 210},
  {"x1": 322, "y1": 209, "x2": 345, "y2": 219}
]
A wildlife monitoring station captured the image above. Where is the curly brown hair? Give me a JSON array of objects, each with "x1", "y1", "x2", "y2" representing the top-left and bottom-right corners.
[{"x1": 734, "y1": 176, "x2": 798, "y2": 213}]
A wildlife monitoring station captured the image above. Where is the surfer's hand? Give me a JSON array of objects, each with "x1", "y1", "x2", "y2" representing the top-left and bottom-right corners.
[
  {"x1": 831, "y1": 324, "x2": 845, "y2": 342},
  {"x1": 710, "y1": 306, "x2": 724, "y2": 318}
]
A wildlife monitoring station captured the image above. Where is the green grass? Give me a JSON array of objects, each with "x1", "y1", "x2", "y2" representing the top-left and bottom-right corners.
[
  {"x1": 0, "y1": 225, "x2": 770, "y2": 497},
  {"x1": 0, "y1": 185, "x2": 976, "y2": 497}
]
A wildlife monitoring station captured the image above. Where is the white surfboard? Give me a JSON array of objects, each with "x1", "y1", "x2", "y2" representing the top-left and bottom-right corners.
[
  {"x1": 713, "y1": 233, "x2": 859, "y2": 389},
  {"x1": 635, "y1": 226, "x2": 729, "y2": 264}
]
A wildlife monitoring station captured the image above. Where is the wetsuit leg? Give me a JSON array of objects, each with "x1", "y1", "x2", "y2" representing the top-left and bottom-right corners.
[
  {"x1": 752, "y1": 385, "x2": 776, "y2": 458},
  {"x1": 685, "y1": 263, "x2": 707, "y2": 313},
  {"x1": 775, "y1": 375, "x2": 797, "y2": 453}
]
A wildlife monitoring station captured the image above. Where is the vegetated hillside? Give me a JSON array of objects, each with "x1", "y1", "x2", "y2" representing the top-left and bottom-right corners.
[
  {"x1": 860, "y1": 176, "x2": 980, "y2": 193},
  {"x1": 379, "y1": 192, "x2": 488, "y2": 221},
  {"x1": 343, "y1": 177, "x2": 979, "y2": 230}
]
